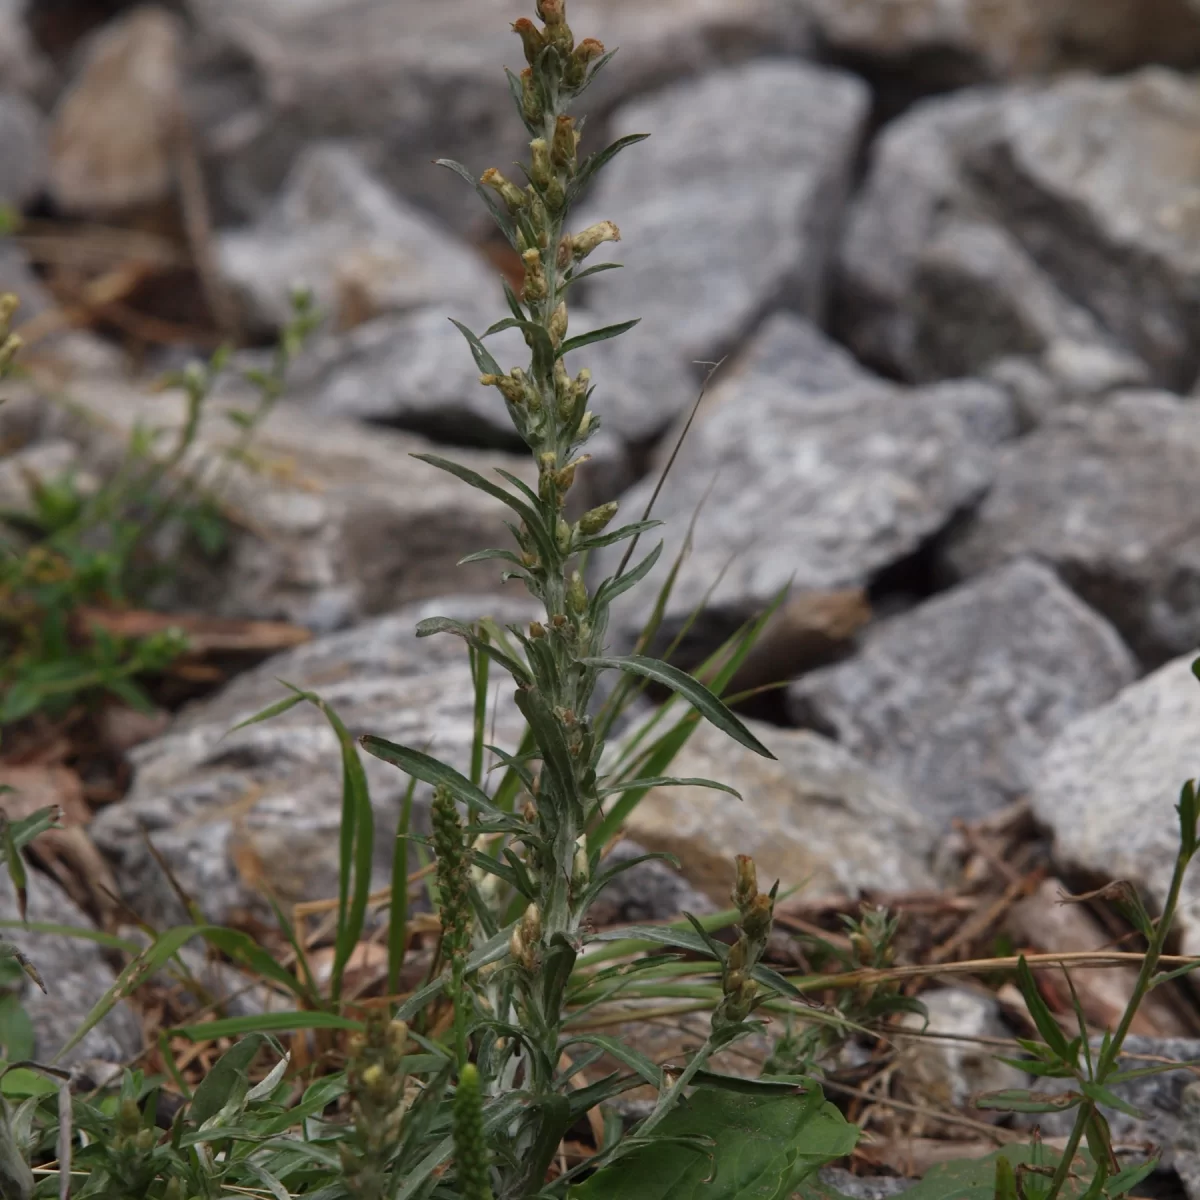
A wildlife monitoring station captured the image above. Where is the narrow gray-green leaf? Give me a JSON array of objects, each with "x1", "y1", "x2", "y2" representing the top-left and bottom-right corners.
[
  {"x1": 560, "y1": 319, "x2": 640, "y2": 357},
  {"x1": 580, "y1": 655, "x2": 775, "y2": 759}
]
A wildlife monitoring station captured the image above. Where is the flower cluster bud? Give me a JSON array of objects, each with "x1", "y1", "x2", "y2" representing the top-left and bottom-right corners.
[
  {"x1": 552, "y1": 115, "x2": 579, "y2": 172},
  {"x1": 519, "y1": 68, "x2": 541, "y2": 123},
  {"x1": 554, "y1": 455, "x2": 587, "y2": 498},
  {"x1": 578, "y1": 500, "x2": 618, "y2": 536},
  {"x1": 733, "y1": 854, "x2": 757, "y2": 911},
  {"x1": 521, "y1": 248, "x2": 548, "y2": 301},
  {"x1": 509, "y1": 903, "x2": 543, "y2": 971},
  {"x1": 555, "y1": 517, "x2": 573, "y2": 554},
  {"x1": 512, "y1": 18, "x2": 545, "y2": 65},
  {"x1": 713, "y1": 855, "x2": 777, "y2": 1035},
  {"x1": 479, "y1": 372, "x2": 524, "y2": 406},
  {"x1": 572, "y1": 835, "x2": 590, "y2": 892},
  {"x1": 567, "y1": 571, "x2": 588, "y2": 615},
  {"x1": 549, "y1": 301, "x2": 569, "y2": 345},
  {"x1": 529, "y1": 138, "x2": 553, "y2": 189},
  {"x1": 571, "y1": 221, "x2": 621, "y2": 260},
  {"x1": 529, "y1": 620, "x2": 546, "y2": 639},
  {"x1": 432, "y1": 785, "x2": 472, "y2": 963},
  {"x1": 0, "y1": 328, "x2": 22, "y2": 374},
  {"x1": 480, "y1": 168, "x2": 527, "y2": 213},
  {"x1": 344, "y1": 1013, "x2": 412, "y2": 1178},
  {"x1": 537, "y1": 0, "x2": 574, "y2": 51},
  {"x1": 453, "y1": 1063, "x2": 495, "y2": 1200},
  {"x1": 564, "y1": 37, "x2": 605, "y2": 87}
]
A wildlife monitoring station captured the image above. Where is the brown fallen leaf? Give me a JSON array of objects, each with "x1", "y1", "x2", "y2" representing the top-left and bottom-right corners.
[
  {"x1": 0, "y1": 765, "x2": 123, "y2": 929},
  {"x1": 73, "y1": 607, "x2": 313, "y2": 656}
]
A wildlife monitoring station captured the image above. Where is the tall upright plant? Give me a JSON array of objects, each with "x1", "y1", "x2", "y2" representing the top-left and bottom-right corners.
[{"x1": 354, "y1": 3, "x2": 859, "y2": 1196}]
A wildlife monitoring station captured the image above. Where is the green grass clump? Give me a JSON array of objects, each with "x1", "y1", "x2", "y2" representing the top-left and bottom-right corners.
[{"x1": 0, "y1": 293, "x2": 317, "y2": 731}]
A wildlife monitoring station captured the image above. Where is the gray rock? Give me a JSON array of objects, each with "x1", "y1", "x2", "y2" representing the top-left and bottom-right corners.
[
  {"x1": 284, "y1": 295, "x2": 685, "y2": 451},
  {"x1": 1031, "y1": 654, "x2": 1200, "y2": 956},
  {"x1": 216, "y1": 143, "x2": 499, "y2": 333},
  {"x1": 809, "y1": 0, "x2": 1200, "y2": 87},
  {"x1": 586, "y1": 840, "x2": 715, "y2": 927},
  {"x1": 4, "y1": 870, "x2": 141, "y2": 1067},
  {"x1": 839, "y1": 71, "x2": 1200, "y2": 391},
  {"x1": 0, "y1": 91, "x2": 43, "y2": 209},
  {"x1": 944, "y1": 391, "x2": 1200, "y2": 664},
  {"x1": 898, "y1": 988, "x2": 1026, "y2": 1112},
  {"x1": 592, "y1": 313, "x2": 1016, "y2": 650},
  {"x1": 814, "y1": 1169, "x2": 914, "y2": 1199},
  {"x1": 619, "y1": 714, "x2": 936, "y2": 907},
  {"x1": 984, "y1": 345, "x2": 1150, "y2": 431},
  {"x1": 576, "y1": 60, "x2": 868, "y2": 369},
  {"x1": 53, "y1": 377, "x2": 542, "y2": 630},
  {"x1": 0, "y1": 0, "x2": 51, "y2": 98},
  {"x1": 184, "y1": 0, "x2": 812, "y2": 232},
  {"x1": 790, "y1": 561, "x2": 1137, "y2": 823},
  {"x1": 89, "y1": 593, "x2": 538, "y2": 926}
]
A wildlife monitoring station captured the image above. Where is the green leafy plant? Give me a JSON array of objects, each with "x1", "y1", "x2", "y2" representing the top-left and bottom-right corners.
[
  {"x1": 0, "y1": 291, "x2": 318, "y2": 729},
  {"x1": 332, "y1": 4, "x2": 859, "y2": 1193}
]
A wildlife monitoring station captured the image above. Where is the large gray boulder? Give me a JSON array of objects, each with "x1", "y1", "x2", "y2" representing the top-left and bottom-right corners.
[
  {"x1": 944, "y1": 391, "x2": 1200, "y2": 665},
  {"x1": 183, "y1": 0, "x2": 812, "y2": 231},
  {"x1": 216, "y1": 143, "x2": 499, "y2": 334},
  {"x1": 89, "y1": 594, "x2": 538, "y2": 926},
  {"x1": 620, "y1": 716, "x2": 937, "y2": 905},
  {"x1": 809, "y1": 0, "x2": 1200, "y2": 89},
  {"x1": 839, "y1": 70, "x2": 1200, "y2": 393},
  {"x1": 575, "y1": 60, "x2": 869, "y2": 369},
  {"x1": 1031, "y1": 654, "x2": 1200, "y2": 955},
  {"x1": 282, "y1": 296, "x2": 692, "y2": 452},
  {"x1": 50, "y1": 377, "x2": 545, "y2": 631},
  {"x1": 592, "y1": 313, "x2": 1016, "y2": 652},
  {"x1": 790, "y1": 560, "x2": 1137, "y2": 823}
]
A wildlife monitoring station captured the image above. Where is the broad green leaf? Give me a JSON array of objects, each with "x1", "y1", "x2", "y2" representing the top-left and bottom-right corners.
[
  {"x1": 580, "y1": 656, "x2": 775, "y2": 759},
  {"x1": 569, "y1": 1086, "x2": 857, "y2": 1200}
]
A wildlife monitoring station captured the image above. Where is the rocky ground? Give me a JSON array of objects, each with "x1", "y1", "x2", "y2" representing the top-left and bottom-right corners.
[{"x1": 6, "y1": 0, "x2": 1200, "y2": 1191}]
